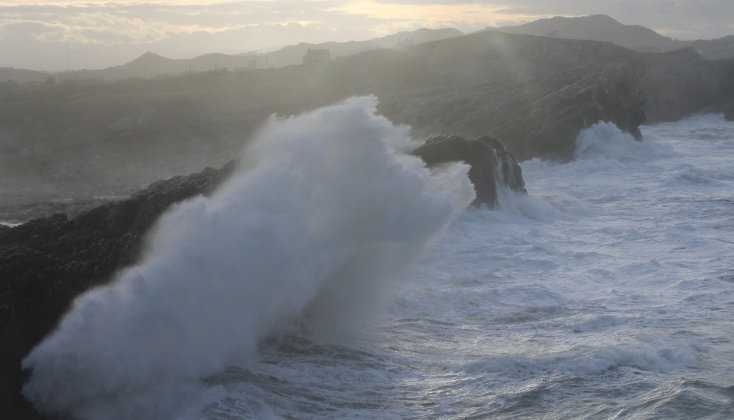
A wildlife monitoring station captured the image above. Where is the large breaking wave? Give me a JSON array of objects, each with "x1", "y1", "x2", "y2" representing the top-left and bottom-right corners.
[{"x1": 22, "y1": 96, "x2": 475, "y2": 419}]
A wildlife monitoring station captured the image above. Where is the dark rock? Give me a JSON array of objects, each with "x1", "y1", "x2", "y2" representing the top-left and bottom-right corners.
[
  {"x1": 413, "y1": 135, "x2": 526, "y2": 206},
  {"x1": 0, "y1": 197, "x2": 124, "y2": 224},
  {"x1": 0, "y1": 161, "x2": 235, "y2": 418},
  {"x1": 367, "y1": 31, "x2": 649, "y2": 161},
  {"x1": 488, "y1": 64, "x2": 647, "y2": 161},
  {"x1": 639, "y1": 49, "x2": 734, "y2": 122}
]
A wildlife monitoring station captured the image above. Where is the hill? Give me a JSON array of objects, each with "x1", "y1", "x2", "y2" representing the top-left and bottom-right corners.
[
  {"x1": 497, "y1": 14, "x2": 682, "y2": 53},
  {"x1": 47, "y1": 28, "x2": 463, "y2": 82},
  {"x1": 0, "y1": 68, "x2": 49, "y2": 84},
  {"x1": 496, "y1": 14, "x2": 734, "y2": 59}
]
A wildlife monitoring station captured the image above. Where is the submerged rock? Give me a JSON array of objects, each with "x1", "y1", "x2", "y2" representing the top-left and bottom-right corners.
[
  {"x1": 413, "y1": 135, "x2": 526, "y2": 207},
  {"x1": 0, "y1": 162, "x2": 235, "y2": 419}
]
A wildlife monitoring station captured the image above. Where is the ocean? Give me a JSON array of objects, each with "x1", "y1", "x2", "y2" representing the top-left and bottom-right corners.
[
  {"x1": 21, "y1": 102, "x2": 734, "y2": 419},
  {"x1": 205, "y1": 115, "x2": 734, "y2": 419}
]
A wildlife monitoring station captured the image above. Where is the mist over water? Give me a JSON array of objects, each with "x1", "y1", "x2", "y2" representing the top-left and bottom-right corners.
[{"x1": 21, "y1": 96, "x2": 474, "y2": 419}]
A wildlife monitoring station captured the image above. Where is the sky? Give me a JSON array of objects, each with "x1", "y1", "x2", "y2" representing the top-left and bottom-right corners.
[{"x1": 1, "y1": 0, "x2": 732, "y2": 71}]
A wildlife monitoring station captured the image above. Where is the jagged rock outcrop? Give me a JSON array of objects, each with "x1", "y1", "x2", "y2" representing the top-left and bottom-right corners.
[
  {"x1": 0, "y1": 162, "x2": 234, "y2": 419},
  {"x1": 413, "y1": 135, "x2": 526, "y2": 206}
]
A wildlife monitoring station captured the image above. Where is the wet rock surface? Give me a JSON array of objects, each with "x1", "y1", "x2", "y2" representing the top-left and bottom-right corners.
[
  {"x1": 414, "y1": 135, "x2": 526, "y2": 206},
  {"x1": 0, "y1": 163, "x2": 234, "y2": 419}
]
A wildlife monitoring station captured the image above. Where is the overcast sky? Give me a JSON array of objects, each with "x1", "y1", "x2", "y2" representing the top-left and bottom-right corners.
[{"x1": 1, "y1": 0, "x2": 732, "y2": 71}]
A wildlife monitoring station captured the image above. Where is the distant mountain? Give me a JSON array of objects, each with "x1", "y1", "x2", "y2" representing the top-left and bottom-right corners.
[
  {"x1": 0, "y1": 27, "x2": 463, "y2": 83},
  {"x1": 690, "y1": 35, "x2": 734, "y2": 60},
  {"x1": 41, "y1": 27, "x2": 462, "y2": 82},
  {"x1": 495, "y1": 14, "x2": 734, "y2": 59},
  {"x1": 496, "y1": 14, "x2": 683, "y2": 53},
  {"x1": 0, "y1": 68, "x2": 49, "y2": 84},
  {"x1": 264, "y1": 27, "x2": 464, "y2": 68}
]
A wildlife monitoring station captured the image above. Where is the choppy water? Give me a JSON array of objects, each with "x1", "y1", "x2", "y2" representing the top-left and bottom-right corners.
[{"x1": 206, "y1": 115, "x2": 734, "y2": 419}]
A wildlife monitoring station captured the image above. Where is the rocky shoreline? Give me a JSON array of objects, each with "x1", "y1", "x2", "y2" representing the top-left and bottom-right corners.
[{"x1": 0, "y1": 164, "x2": 234, "y2": 418}]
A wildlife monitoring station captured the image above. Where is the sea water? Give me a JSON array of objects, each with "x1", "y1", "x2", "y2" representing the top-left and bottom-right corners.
[
  {"x1": 23, "y1": 105, "x2": 734, "y2": 419},
  {"x1": 206, "y1": 115, "x2": 734, "y2": 419}
]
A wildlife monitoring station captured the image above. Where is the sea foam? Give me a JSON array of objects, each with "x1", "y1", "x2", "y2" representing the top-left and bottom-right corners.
[
  {"x1": 22, "y1": 96, "x2": 474, "y2": 419},
  {"x1": 574, "y1": 121, "x2": 663, "y2": 161}
]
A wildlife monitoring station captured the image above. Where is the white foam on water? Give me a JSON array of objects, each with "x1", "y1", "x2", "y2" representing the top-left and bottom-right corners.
[{"x1": 574, "y1": 121, "x2": 667, "y2": 162}]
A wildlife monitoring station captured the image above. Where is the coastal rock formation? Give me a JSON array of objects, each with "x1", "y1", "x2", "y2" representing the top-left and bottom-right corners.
[
  {"x1": 367, "y1": 31, "x2": 649, "y2": 161},
  {"x1": 486, "y1": 64, "x2": 647, "y2": 161},
  {"x1": 0, "y1": 163, "x2": 234, "y2": 418},
  {"x1": 413, "y1": 135, "x2": 526, "y2": 206}
]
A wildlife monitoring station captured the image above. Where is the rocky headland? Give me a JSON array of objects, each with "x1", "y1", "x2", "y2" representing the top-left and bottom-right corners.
[{"x1": 0, "y1": 163, "x2": 235, "y2": 418}]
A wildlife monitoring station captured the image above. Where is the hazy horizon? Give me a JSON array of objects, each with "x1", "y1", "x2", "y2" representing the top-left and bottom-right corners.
[{"x1": 1, "y1": 0, "x2": 732, "y2": 72}]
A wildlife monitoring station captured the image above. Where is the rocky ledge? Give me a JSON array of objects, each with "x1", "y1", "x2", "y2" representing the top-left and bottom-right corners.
[{"x1": 0, "y1": 162, "x2": 234, "y2": 418}]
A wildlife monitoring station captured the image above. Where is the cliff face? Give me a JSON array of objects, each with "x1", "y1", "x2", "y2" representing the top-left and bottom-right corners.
[
  {"x1": 363, "y1": 31, "x2": 648, "y2": 161},
  {"x1": 482, "y1": 64, "x2": 646, "y2": 161},
  {"x1": 639, "y1": 49, "x2": 734, "y2": 122}
]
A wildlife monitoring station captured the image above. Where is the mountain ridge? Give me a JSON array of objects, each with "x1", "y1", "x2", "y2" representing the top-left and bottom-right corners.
[
  {"x1": 494, "y1": 14, "x2": 733, "y2": 59},
  {"x1": 0, "y1": 27, "x2": 463, "y2": 83},
  {"x1": 3, "y1": 15, "x2": 733, "y2": 84}
]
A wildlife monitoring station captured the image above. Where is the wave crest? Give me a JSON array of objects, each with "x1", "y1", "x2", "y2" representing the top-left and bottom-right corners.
[{"x1": 22, "y1": 96, "x2": 474, "y2": 419}]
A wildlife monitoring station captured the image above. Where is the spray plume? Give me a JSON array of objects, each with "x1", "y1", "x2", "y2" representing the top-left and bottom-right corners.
[{"x1": 22, "y1": 96, "x2": 474, "y2": 419}]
